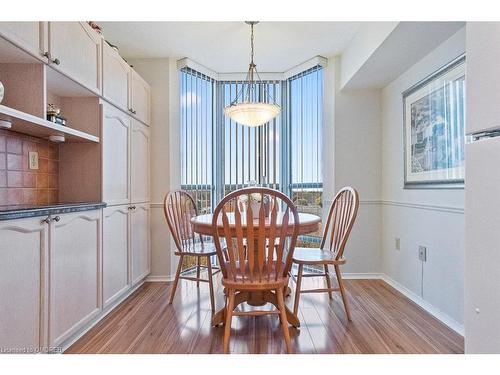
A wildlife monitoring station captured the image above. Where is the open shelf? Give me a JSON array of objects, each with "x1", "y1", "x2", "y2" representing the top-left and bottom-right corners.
[{"x1": 0, "y1": 104, "x2": 99, "y2": 143}]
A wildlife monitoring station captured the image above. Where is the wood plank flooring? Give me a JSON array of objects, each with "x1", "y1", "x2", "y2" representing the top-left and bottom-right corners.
[{"x1": 66, "y1": 275, "x2": 464, "y2": 354}]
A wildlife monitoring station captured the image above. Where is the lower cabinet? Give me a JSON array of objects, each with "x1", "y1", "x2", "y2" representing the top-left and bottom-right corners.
[
  {"x1": 130, "y1": 203, "x2": 150, "y2": 285},
  {"x1": 48, "y1": 210, "x2": 102, "y2": 347},
  {"x1": 0, "y1": 205, "x2": 150, "y2": 351},
  {"x1": 103, "y1": 205, "x2": 130, "y2": 307},
  {"x1": 0, "y1": 217, "x2": 48, "y2": 351}
]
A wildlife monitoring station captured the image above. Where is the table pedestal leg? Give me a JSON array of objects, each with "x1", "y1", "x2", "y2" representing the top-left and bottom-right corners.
[{"x1": 211, "y1": 290, "x2": 300, "y2": 328}]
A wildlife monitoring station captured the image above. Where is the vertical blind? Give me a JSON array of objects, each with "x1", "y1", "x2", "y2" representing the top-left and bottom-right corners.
[{"x1": 180, "y1": 67, "x2": 215, "y2": 214}]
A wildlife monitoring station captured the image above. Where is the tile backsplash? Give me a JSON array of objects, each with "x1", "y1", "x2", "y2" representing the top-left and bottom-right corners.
[{"x1": 0, "y1": 129, "x2": 59, "y2": 206}]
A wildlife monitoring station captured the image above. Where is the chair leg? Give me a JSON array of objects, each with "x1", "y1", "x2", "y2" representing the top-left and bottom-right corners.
[
  {"x1": 223, "y1": 289, "x2": 235, "y2": 354},
  {"x1": 324, "y1": 264, "x2": 333, "y2": 299},
  {"x1": 293, "y1": 264, "x2": 304, "y2": 316},
  {"x1": 334, "y1": 265, "x2": 351, "y2": 321},
  {"x1": 196, "y1": 256, "x2": 201, "y2": 288},
  {"x1": 168, "y1": 255, "x2": 184, "y2": 305},
  {"x1": 277, "y1": 287, "x2": 293, "y2": 354},
  {"x1": 207, "y1": 255, "x2": 216, "y2": 313}
]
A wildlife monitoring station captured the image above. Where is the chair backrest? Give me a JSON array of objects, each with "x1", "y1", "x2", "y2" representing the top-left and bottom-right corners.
[
  {"x1": 320, "y1": 186, "x2": 359, "y2": 259},
  {"x1": 212, "y1": 187, "x2": 300, "y2": 284},
  {"x1": 164, "y1": 190, "x2": 202, "y2": 253}
]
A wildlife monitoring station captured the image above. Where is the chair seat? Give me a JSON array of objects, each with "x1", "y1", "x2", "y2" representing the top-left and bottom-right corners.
[
  {"x1": 292, "y1": 247, "x2": 346, "y2": 265},
  {"x1": 175, "y1": 242, "x2": 217, "y2": 256},
  {"x1": 222, "y1": 260, "x2": 289, "y2": 290}
]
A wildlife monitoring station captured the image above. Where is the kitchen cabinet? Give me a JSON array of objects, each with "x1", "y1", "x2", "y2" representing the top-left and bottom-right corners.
[
  {"x1": 466, "y1": 22, "x2": 500, "y2": 134},
  {"x1": 130, "y1": 203, "x2": 150, "y2": 285},
  {"x1": 0, "y1": 22, "x2": 47, "y2": 62},
  {"x1": 129, "y1": 69, "x2": 151, "y2": 125},
  {"x1": 48, "y1": 22, "x2": 102, "y2": 95},
  {"x1": 102, "y1": 42, "x2": 130, "y2": 111},
  {"x1": 131, "y1": 119, "x2": 150, "y2": 203},
  {"x1": 0, "y1": 217, "x2": 48, "y2": 350},
  {"x1": 103, "y1": 205, "x2": 130, "y2": 307},
  {"x1": 102, "y1": 102, "x2": 132, "y2": 206},
  {"x1": 49, "y1": 209, "x2": 102, "y2": 347}
]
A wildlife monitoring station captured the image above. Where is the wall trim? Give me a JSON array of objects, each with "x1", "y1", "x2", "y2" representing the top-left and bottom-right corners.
[
  {"x1": 380, "y1": 200, "x2": 464, "y2": 214},
  {"x1": 380, "y1": 274, "x2": 464, "y2": 336}
]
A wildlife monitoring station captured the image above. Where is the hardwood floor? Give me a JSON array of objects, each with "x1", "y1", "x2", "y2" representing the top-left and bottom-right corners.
[{"x1": 66, "y1": 274, "x2": 464, "y2": 354}]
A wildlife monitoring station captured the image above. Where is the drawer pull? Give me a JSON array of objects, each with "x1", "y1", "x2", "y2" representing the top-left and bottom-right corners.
[
  {"x1": 41, "y1": 217, "x2": 50, "y2": 224},
  {"x1": 52, "y1": 216, "x2": 61, "y2": 222}
]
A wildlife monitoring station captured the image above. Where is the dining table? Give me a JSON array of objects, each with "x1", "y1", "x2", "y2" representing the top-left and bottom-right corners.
[{"x1": 191, "y1": 211, "x2": 321, "y2": 327}]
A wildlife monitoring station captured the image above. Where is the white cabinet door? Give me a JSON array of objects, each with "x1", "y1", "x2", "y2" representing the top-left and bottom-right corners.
[
  {"x1": 0, "y1": 22, "x2": 46, "y2": 62},
  {"x1": 130, "y1": 203, "x2": 150, "y2": 284},
  {"x1": 49, "y1": 210, "x2": 102, "y2": 347},
  {"x1": 48, "y1": 22, "x2": 102, "y2": 94},
  {"x1": 131, "y1": 120, "x2": 150, "y2": 203},
  {"x1": 102, "y1": 42, "x2": 130, "y2": 111},
  {"x1": 102, "y1": 102, "x2": 131, "y2": 206},
  {"x1": 0, "y1": 217, "x2": 48, "y2": 350},
  {"x1": 129, "y1": 69, "x2": 151, "y2": 125},
  {"x1": 103, "y1": 205, "x2": 130, "y2": 307},
  {"x1": 466, "y1": 22, "x2": 500, "y2": 134}
]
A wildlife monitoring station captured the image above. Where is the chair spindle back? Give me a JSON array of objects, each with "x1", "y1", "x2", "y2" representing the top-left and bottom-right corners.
[
  {"x1": 164, "y1": 190, "x2": 202, "y2": 253},
  {"x1": 212, "y1": 188, "x2": 300, "y2": 284},
  {"x1": 320, "y1": 187, "x2": 359, "y2": 259}
]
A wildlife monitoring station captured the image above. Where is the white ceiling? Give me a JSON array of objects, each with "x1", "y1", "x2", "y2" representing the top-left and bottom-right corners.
[{"x1": 99, "y1": 22, "x2": 361, "y2": 72}]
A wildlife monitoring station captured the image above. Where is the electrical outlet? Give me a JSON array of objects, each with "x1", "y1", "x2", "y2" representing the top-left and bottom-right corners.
[
  {"x1": 28, "y1": 151, "x2": 39, "y2": 170},
  {"x1": 395, "y1": 237, "x2": 400, "y2": 250},
  {"x1": 418, "y1": 246, "x2": 427, "y2": 262}
]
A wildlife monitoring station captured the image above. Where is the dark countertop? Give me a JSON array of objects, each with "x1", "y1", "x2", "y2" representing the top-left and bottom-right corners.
[{"x1": 0, "y1": 202, "x2": 107, "y2": 221}]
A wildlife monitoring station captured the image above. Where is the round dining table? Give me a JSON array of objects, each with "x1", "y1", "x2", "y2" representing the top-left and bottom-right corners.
[{"x1": 191, "y1": 212, "x2": 321, "y2": 327}]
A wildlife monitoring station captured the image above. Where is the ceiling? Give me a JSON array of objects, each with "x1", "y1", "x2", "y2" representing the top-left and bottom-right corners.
[{"x1": 98, "y1": 22, "x2": 361, "y2": 72}]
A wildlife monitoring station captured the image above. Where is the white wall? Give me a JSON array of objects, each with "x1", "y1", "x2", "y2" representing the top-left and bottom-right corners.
[
  {"x1": 340, "y1": 22, "x2": 399, "y2": 89},
  {"x1": 325, "y1": 56, "x2": 383, "y2": 274},
  {"x1": 380, "y1": 27, "x2": 466, "y2": 331}
]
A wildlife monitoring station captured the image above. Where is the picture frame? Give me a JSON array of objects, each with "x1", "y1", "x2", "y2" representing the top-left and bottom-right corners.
[{"x1": 403, "y1": 54, "x2": 466, "y2": 189}]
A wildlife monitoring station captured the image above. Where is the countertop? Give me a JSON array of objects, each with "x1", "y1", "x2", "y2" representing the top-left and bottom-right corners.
[{"x1": 0, "y1": 202, "x2": 107, "y2": 221}]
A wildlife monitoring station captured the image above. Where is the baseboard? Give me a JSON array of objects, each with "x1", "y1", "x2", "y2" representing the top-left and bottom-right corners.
[
  {"x1": 341, "y1": 272, "x2": 383, "y2": 279},
  {"x1": 380, "y1": 274, "x2": 464, "y2": 336},
  {"x1": 146, "y1": 275, "x2": 175, "y2": 282},
  {"x1": 59, "y1": 280, "x2": 146, "y2": 353}
]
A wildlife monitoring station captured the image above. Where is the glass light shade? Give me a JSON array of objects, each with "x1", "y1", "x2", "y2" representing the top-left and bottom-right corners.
[{"x1": 224, "y1": 102, "x2": 281, "y2": 127}]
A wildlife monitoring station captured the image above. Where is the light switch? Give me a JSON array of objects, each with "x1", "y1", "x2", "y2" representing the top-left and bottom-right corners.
[{"x1": 28, "y1": 151, "x2": 39, "y2": 170}]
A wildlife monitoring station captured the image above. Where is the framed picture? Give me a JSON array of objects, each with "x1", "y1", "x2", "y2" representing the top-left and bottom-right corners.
[{"x1": 403, "y1": 55, "x2": 466, "y2": 189}]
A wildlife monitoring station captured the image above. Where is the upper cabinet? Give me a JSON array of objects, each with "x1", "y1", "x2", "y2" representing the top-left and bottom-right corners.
[
  {"x1": 0, "y1": 22, "x2": 47, "y2": 62},
  {"x1": 48, "y1": 22, "x2": 102, "y2": 95},
  {"x1": 466, "y1": 22, "x2": 500, "y2": 134},
  {"x1": 129, "y1": 69, "x2": 151, "y2": 125},
  {"x1": 102, "y1": 42, "x2": 130, "y2": 111}
]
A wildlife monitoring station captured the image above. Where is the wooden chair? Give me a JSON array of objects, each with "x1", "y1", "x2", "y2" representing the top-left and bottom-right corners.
[
  {"x1": 292, "y1": 187, "x2": 359, "y2": 321},
  {"x1": 212, "y1": 187, "x2": 300, "y2": 354},
  {"x1": 163, "y1": 190, "x2": 220, "y2": 312}
]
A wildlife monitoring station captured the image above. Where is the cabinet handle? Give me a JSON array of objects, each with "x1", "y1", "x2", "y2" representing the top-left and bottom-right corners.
[
  {"x1": 41, "y1": 217, "x2": 51, "y2": 224},
  {"x1": 52, "y1": 216, "x2": 61, "y2": 222},
  {"x1": 130, "y1": 108, "x2": 137, "y2": 114},
  {"x1": 131, "y1": 205, "x2": 136, "y2": 210},
  {"x1": 52, "y1": 57, "x2": 61, "y2": 65},
  {"x1": 43, "y1": 51, "x2": 51, "y2": 59}
]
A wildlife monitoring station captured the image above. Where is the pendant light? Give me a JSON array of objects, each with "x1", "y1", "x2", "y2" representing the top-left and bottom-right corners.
[{"x1": 223, "y1": 21, "x2": 281, "y2": 127}]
